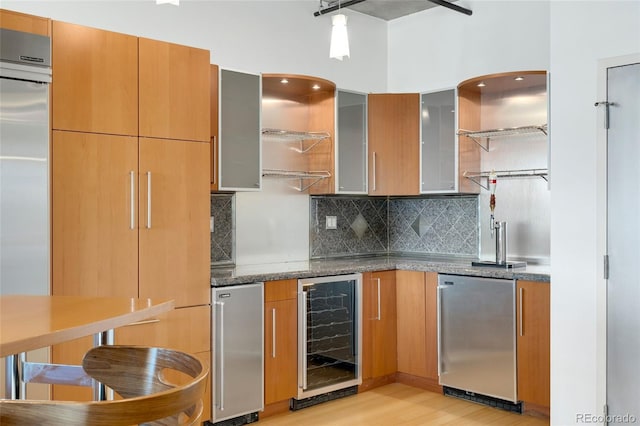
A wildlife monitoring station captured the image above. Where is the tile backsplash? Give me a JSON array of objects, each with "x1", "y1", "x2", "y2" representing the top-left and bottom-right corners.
[
  {"x1": 211, "y1": 193, "x2": 234, "y2": 265},
  {"x1": 310, "y1": 197, "x2": 388, "y2": 258},
  {"x1": 310, "y1": 195, "x2": 478, "y2": 259},
  {"x1": 389, "y1": 196, "x2": 478, "y2": 256}
]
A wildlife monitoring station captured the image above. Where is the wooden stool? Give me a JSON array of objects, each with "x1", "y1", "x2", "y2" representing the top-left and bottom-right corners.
[{"x1": 0, "y1": 346, "x2": 208, "y2": 425}]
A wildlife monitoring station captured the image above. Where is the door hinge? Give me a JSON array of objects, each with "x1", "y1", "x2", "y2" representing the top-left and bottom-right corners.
[
  {"x1": 604, "y1": 255, "x2": 610, "y2": 280},
  {"x1": 603, "y1": 404, "x2": 609, "y2": 425}
]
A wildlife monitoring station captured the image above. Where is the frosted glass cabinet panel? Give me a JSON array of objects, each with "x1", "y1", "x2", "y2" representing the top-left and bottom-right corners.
[
  {"x1": 336, "y1": 90, "x2": 367, "y2": 193},
  {"x1": 421, "y1": 89, "x2": 456, "y2": 193},
  {"x1": 219, "y1": 69, "x2": 261, "y2": 191}
]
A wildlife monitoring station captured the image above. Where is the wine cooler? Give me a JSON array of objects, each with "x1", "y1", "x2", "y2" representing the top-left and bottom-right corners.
[{"x1": 296, "y1": 273, "x2": 362, "y2": 401}]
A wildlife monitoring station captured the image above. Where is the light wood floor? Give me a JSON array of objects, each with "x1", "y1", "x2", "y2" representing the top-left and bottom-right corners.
[{"x1": 258, "y1": 383, "x2": 550, "y2": 426}]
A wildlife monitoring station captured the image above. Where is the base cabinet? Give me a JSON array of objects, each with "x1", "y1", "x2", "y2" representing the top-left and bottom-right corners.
[
  {"x1": 395, "y1": 271, "x2": 439, "y2": 391},
  {"x1": 362, "y1": 271, "x2": 397, "y2": 387},
  {"x1": 263, "y1": 280, "x2": 298, "y2": 407},
  {"x1": 517, "y1": 280, "x2": 550, "y2": 414}
]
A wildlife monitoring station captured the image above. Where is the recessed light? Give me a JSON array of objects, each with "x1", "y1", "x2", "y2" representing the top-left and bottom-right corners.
[
  {"x1": 312, "y1": 84, "x2": 321, "y2": 90},
  {"x1": 477, "y1": 81, "x2": 486, "y2": 87},
  {"x1": 280, "y1": 78, "x2": 289, "y2": 84},
  {"x1": 514, "y1": 76, "x2": 524, "y2": 81}
]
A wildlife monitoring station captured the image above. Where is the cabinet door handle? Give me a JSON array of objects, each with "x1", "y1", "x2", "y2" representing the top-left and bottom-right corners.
[
  {"x1": 376, "y1": 278, "x2": 381, "y2": 321},
  {"x1": 212, "y1": 136, "x2": 217, "y2": 186},
  {"x1": 272, "y1": 308, "x2": 277, "y2": 358},
  {"x1": 372, "y1": 151, "x2": 377, "y2": 192},
  {"x1": 146, "y1": 171, "x2": 152, "y2": 229},
  {"x1": 519, "y1": 287, "x2": 524, "y2": 337},
  {"x1": 129, "y1": 171, "x2": 135, "y2": 230}
]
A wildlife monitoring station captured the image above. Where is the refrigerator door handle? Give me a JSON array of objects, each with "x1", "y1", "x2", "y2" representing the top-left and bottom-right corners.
[{"x1": 214, "y1": 300, "x2": 225, "y2": 411}]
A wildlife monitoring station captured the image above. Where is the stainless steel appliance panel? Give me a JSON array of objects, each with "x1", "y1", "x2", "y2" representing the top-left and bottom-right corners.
[
  {"x1": 438, "y1": 274, "x2": 517, "y2": 402},
  {"x1": 212, "y1": 283, "x2": 264, "y2": 422},
  {"x1": 0, "y1": 67, "x2": 49, "y2": 296},
  {"x1": 297, "y1": 273, "x2": 362, "y2": 400}
]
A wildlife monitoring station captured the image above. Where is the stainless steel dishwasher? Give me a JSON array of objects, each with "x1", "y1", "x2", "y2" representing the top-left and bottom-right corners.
[
  {"x1": 437, "y1": 274, "x2": 517, "y2": 404},
  {"x1": 211, "y1": 283, "x2": 264, "y2": 424}
]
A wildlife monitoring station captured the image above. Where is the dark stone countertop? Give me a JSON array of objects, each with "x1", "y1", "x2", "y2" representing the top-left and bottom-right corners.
[{"x1": 211, "y1": 255, "x2": 550, "y2": 287}]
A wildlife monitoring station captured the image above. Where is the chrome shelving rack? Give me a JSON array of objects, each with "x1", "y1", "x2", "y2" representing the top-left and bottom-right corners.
[{"x1": 458, "y1": 124, "x2": 548, "y2": 152}]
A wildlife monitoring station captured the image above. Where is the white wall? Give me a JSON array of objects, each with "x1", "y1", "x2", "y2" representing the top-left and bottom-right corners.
[{"x1": 388, "y1": 0, "x2": 551, "y2": 92}]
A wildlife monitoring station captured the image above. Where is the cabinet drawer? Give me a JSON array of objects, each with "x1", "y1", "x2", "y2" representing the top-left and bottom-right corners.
[
  {"x1": 116, "y1": 305, "x2": 211, "y2": 354},
  {"x1": 264, "y1": 279, "x2": 297, "y2": 302}
]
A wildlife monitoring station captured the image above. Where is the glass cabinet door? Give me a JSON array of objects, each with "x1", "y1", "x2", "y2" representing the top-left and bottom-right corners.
[
  {"x1": 219, "y1": 69, "x2": 261, "y2": 191},
  {"x1": 336, "y1": 90, "x2": 367, "y2": 193},
  {"x1": 421, "y1": 89, "x2": 456, "y2": 193}
]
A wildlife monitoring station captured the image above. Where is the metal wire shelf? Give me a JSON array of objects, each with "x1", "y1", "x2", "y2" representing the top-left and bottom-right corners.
[
  {"x1": 262, "y1": 168, "x2": 331, "y2": 192},
  {"x1": 463, "y1": 168, "x2": 549, "y2": 190},
  {"x1": 262, "y1": 128, "x2": 331, "y2": 153},
  {"x1": 457, "y1": 124, "x2": 548, "y2": 151}
]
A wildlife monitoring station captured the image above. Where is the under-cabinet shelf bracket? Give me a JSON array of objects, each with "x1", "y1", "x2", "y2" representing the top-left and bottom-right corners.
[
  {"x1": 463, "y1": 168, "x2": 549, "y2": 190},
  {"x1": 262, "y1": 169, "x2": 331, "y2": 192}
]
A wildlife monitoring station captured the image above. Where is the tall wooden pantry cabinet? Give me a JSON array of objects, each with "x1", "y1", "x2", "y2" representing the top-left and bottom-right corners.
[{"x1": 50, "y1": 21, "x2": 211, "y2": 418}]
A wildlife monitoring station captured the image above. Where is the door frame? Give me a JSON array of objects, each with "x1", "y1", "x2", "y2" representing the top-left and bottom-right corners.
[{"x1": 595, "y1": 52, "x2": 640, "y2": 416}]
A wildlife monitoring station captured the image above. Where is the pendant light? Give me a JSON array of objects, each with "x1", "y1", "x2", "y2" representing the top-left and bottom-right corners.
[
  {"x1": 156, "y1": 0, "x2": 179, "y2": 5},
  {"x1": 329, "y1": 2, "x2": 350, "y2": 61}
]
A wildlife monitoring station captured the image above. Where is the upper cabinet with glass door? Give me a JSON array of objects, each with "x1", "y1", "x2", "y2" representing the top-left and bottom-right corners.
[
  {"x1": 336, "y1": 90, "x2": 367, "y2": 194},
  {"x1": 420, "y1": 89, "x2": 457, "y2": 193},
  {"x1": 218, "y1": 69, "x2": 262, "y2": 191}
]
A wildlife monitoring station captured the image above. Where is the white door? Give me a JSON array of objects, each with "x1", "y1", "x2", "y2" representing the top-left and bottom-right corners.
[{"x1": 606, "y1": 60, "x2": 640, "y2": 424}]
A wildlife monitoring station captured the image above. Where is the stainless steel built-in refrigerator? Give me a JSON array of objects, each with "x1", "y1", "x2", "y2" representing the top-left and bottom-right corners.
[
  {"x1": 0, "y1": 28, "x2": 51, "y2": 297},
  {"x1": 437, "y1": 274, "x2": 517, "y2": 402},
  {"x1": 211, "y1": 283, "x2": 264, "y2": 423}
]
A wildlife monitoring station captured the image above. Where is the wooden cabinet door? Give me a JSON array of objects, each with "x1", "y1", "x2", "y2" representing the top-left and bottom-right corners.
[
  {"x1": 363, "y1": 271, "x2": 397, "y2": 379},
  {"x1": 115, "y1": 305, "x2": 211, "y2": 353},
  {"x1": 138, "y1": 138, "x2": 210, "y2": 308},
  {"x1": 424, "y1": 272, "x2": 439, "y2": 381},
  {"x1": 210, "y1": 64, "x2": 219, "y2": 191},
  {"x1": 264, "y1": 279, "x2": 298, "y2": 404},
  {"x1": 367, "y1": 94, "x2": 420, "y2": 196},
  {"x1": 264, "y1": 298, "x2": 298, "y2": 404},
  {"x1": 52, "y1": 131, "x2": 138, "y2": 298},
  {"x1": 396, "y1": 270, "x2": 427, "y2": 377},
  {"x1": 116, "y1": 305, "x2": 211, "y2": 420},
  {"x1": 139, "y1": 38, "x2": 210, "y2": 142},
  {"x1": 52, "y1": 21, "x2": 138, "y2": 136},
  {"x1": 517, "y1": 281, "x2": 550, "y2": 409},
  {"x1": 0, "y1": 9, "x2": 50, "y2": 36}
]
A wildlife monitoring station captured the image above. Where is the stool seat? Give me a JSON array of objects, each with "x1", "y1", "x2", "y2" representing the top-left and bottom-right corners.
[{"x1": 0, "y1": 345, "x2": 209, "y2": 426}]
